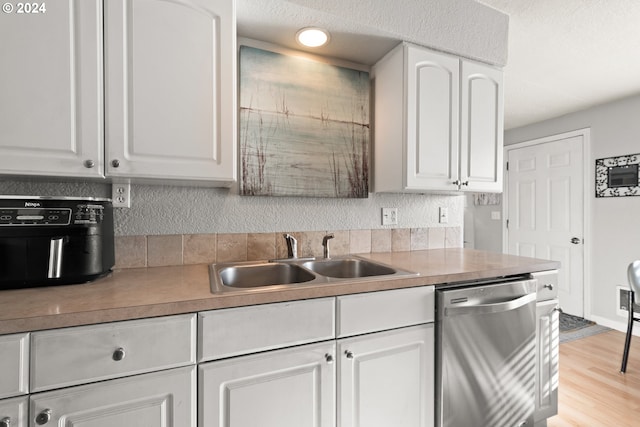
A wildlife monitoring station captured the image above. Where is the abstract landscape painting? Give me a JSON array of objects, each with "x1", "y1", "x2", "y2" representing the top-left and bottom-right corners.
[{"x1": 239, "y1": 46, "x2": 370, "y2": 198}]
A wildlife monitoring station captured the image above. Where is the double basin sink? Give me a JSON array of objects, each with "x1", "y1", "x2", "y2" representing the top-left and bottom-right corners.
[{"x1": 210, "y1": 256, "x2": 419, "y2": 293}]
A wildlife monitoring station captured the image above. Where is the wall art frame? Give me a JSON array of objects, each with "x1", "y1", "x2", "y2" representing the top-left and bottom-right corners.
[
  {"x1": 595, "y1": 153, "x2": 640, "y2": 197},
  {"x1": 238, "y1": 42, "x2": 370, "y2": 198}
]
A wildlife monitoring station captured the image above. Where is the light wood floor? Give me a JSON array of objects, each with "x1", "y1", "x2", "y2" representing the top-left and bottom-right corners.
[{"x1": 547, "y1": 329, "x2": 640, "y2": 427}]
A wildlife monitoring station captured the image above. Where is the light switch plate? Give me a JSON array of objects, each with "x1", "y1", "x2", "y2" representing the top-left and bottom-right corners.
[{"x1": 439, "y1": 207, "x2": 448, "y2": 224}]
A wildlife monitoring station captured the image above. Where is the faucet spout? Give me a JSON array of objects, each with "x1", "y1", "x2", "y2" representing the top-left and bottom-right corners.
[
  {"x1": 322, "y1": 233, "x2": 335, "y2": 259},
  {"x1": 283, "y1": 233, "x2": 298, "y2": 259}
]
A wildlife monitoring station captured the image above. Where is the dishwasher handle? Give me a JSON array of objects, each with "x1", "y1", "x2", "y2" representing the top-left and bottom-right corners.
[{"x1": 444, "y1": 292, "x2": 536, "y2": 317}]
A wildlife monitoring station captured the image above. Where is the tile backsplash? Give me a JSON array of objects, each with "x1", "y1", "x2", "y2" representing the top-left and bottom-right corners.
[{"x1": 114, "y1": 227, "x2": 462, "y2": 269}]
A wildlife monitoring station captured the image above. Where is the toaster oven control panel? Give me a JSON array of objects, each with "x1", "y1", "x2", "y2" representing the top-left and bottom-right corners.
[
  {"x1": 0, "y1": 208, "x2": 72, "y2": 226},
  {"x1": 0, "y1": 199, "x2": 109, "y2": 227}
]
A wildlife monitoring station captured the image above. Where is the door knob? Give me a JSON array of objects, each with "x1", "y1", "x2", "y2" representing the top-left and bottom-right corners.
[{"x1": 571, "y1": 237, "x2": 581, "y2": 244}]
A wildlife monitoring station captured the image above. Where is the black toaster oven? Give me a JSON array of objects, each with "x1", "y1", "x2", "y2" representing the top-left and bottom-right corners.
[{"x1": 0, "y1": 196, "x2": 115, "y2": 289}]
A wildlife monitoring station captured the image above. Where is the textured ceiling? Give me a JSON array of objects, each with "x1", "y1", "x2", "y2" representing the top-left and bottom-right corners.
[
  {"x1": 237, "y1": 0, "x2": 508, "y2": 66},
  {"x1": 480, "y1": 0, "x2": 640, "y2": 129}
]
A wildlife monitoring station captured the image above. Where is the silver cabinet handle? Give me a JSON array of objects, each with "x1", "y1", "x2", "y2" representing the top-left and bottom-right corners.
[
  {"x1": 452, "y1": 180, "x2": 460, "y2": 186},
  {"x1": 461, "y1": 181, "x2": 469, "y2": 186},
  {"x1": 543, "y1": 284, "x2": 554, "y2": 290},
  {"x1": 112, "y1": 347, "x2": 126, "y2": 361},
  {"x1": 47, "y1": 237, "x2": 64, "y2": 279},
  {"x1": 35, "y1": 409, "x2": 51, "y2": 425},
  {"x1": 0, "y1": 417, "x2": 11, "y2": 427},
  {"x1": 83, "y1": 159, "x2": 95, "y2": 168},
  {"x1": 571, "y1": 237, "x2": 581, "y2": 244},
  {"x1": 345, "y1": 350, "x2": 354, "y2": 359},
  {"x1": 111, "y1": 159, "x2": 120, "y2": 168},
  {"x1": 325, "y1": 353, "x2": 334, "y2": 364}
]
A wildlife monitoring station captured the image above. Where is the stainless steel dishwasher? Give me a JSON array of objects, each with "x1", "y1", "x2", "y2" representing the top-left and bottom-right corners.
[{"x1": 436, "y1": 275, "x2": 537, "y2": 427}]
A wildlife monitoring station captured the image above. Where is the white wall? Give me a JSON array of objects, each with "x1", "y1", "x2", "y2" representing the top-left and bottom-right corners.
[
  {"x1": 501, "y1": 94, "x2": 640, "y2": 328},
  {"x1": 1, "y1": 180, "x2": 464, "y2": 236}
]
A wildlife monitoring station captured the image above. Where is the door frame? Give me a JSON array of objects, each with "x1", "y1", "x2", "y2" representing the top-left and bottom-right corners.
[{"x1": 502, "y1": 128, "x2": 592, "y2": 319}]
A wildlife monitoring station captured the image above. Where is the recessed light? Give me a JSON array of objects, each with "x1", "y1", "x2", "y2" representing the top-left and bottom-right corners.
[{"x1": 296, "y1": 27, "x2": 330, "y2": 48}]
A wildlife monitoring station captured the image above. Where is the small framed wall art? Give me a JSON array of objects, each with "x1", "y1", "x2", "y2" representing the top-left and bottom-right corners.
[{"x1": 595, "y1": 153, "x2": 640, "y2": 197}]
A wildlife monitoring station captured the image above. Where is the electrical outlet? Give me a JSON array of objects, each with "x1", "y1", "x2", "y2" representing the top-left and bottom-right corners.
[
  {"x1": 381, "y1": 207, "x2": 398, "y2": 225},
  {"x1": 439, "y1": 207, "x2": 449, "y2": 224},
  {"x1": 617, "y1": 286, "x2": 631, "y2": 317},
  {"x1": 112, "y1": 183, "x2": 131, "y2": 208}
]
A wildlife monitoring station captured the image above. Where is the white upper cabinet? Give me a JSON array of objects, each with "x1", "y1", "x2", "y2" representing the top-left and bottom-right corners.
[
  {"x1": 0, "y1": 0, "x2": 104, "y2": 178},
  {"x1": 104, "y1": 0, "x2": 236, "y2": 183},
  {"x1": 460, "y1": 60, "x2": 504, "y2": 192},
  {"x1": 373, "y1": 43, "x2": 503, "y2": 193},
  {"x1": 0, "y1": 0, "x2": 236, "y2": 185}
]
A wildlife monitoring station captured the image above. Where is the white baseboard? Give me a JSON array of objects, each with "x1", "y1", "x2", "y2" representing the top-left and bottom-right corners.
[{"x1": 589, "y1": 314, "x2": 640, "y2": 336}]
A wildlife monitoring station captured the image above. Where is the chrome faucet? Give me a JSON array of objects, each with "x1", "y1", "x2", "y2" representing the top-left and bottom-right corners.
[
  {"x1": 322, "y1": 233, "x2": 334, "y2": 259},
  {"x1": 283, "y1": 233, "x2": 298, "y2": 259}
]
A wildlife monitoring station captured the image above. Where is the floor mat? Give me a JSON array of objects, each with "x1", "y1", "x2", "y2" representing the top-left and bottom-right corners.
[
  {"x1": 559, "y1": 312, "x2": 610, "y2": 343},
  {"x1": 559, "y1": 312, "x2": 595, "y2": 332}
]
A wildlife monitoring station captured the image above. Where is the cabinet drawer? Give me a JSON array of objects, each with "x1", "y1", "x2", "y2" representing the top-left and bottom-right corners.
[
  {"x1": 0, "y1": 333, "x2": 29, "y2": 398},
  {"x1": 0, "y1": 396, "x2": 28, "y2": 427},
  {"x1": 198, "y1": 298, "x2": 335, "y2": 362},
  {"x1": 31, "y1": 314, "x2": 196, "y2": 392},
  {"x1": 337, "y1": 286, "x2": 434, "y2": 338},
  {"x1": 533, "y1": 270, "x2": 559, "y2": 301}
]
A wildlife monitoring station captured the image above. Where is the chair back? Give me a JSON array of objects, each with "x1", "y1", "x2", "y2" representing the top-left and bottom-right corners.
[{"x1": 630, "y1": 260, "x2": 640, "y2": 301}]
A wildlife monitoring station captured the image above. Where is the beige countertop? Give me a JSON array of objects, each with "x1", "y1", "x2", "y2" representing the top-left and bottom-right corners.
[{"x1": 0, "y1": 248, "x2": 560, "y2": 335}]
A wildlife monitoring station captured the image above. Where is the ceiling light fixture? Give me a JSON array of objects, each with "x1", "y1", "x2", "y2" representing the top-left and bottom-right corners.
[{"x1": 296, "y1": 27, "x2": 330, "y2": 48}]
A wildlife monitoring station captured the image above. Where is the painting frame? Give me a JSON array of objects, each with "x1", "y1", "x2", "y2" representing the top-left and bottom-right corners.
[
  {"x1": 595, "y1": 153, "x2": 640, "y2": 197},
  {"x1": 238, "y1": 42, "x2": 371, "y2": 198}
]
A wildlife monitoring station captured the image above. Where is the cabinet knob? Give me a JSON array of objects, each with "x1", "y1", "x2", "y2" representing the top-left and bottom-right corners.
[
  {"x1": 461, "y1": 181, "x2": 469, "y2": 186},
  {"x1": 112, "y1": 347, "x2": 126, "y2": 361},
  {"x1": 0, "y1": 417, "x2": 11, "y2": 427},
  {"x1": 543, "y1": 284, "x2": 554, "y2": 290},
  {"x1": 111, "y1": 159, "x2": 120, "y2": 168},
  {"x1": 452, "y1": 180, "x2": 460, "y2": 186},
  {"x1": 83, "y1": 159, "x2": 95, "y2": 168},
  {"x1": 35, "y1": 409, "x2": 51, "y2": 425},
  {"x1": 325, "y1": 353, "x2": 334, "y2": 364},
  {"x1": 345, "y1": 350, "x2": 354, "y2": 359}
]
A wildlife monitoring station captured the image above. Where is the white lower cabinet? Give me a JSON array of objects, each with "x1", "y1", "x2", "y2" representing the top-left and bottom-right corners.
[
  {"x1": 199, "y1": 342, "x2": 336, "y2": 427},
  {"x1": 29, "y1": 366, "x2": 195, "y2": 427},
  {"x1": 0, "y1": 333, "x2": 29, "y2": 399},
  {"x1": 338, "y1": 324, "x2": 434, "y2": 427},
  {"x1": 0, "y1": 396, "x2": 28, "y2": 427},
  {"x1": 534, "y1": 299, "x2": 559, "y2": 424}
]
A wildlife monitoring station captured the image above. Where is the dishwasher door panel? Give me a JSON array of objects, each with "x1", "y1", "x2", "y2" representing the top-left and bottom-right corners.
[{"x1": 436, "y1": 279, "x2": 537, "y2": 427}]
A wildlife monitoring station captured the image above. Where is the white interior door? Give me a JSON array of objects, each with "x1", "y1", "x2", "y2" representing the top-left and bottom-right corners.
[{"x1": 506, "y1": 135, "x2": 585, "y2": 316}]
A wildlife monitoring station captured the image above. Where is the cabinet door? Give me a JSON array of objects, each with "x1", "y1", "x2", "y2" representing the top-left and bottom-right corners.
[
  {"x1": 0, "y1": 0, "x2": 103, "y2": 178},
  {"x1": 199, "y1": 342, "x2": 335, "y2": 427},
  {"x1": 29, "y1": 366, "x2": 196, "y2": 427},
  {"x1": 0, "y1": 396, "x2": 28, "y2": 427},
  {"x1": 338, "y1": 324, "x2": 434, "y2": 427},
  {"x1": 0, "y1": 333, "x2": 29, "y2": 399},
  {"x1": 534, "y1": 299, "x2": 559, "y2": 422},
  {"x1": 405, "y1": 46, "x2": 460, "y2": 191},
  {"x1": 104, "y1": 0, "x2": 236, "y2": 183},
  {"x1": 459, "y1": 60, "x2": 504, "y2": 192}
]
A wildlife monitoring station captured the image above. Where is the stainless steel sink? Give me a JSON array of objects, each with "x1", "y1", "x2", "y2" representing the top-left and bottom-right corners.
[
  {"x1": 209, "y1": 256, "x2": 418, "y2": 293},
  {"x1": 302, "y1": 258, "x2": 396, "y2": 279},
  {"x1": 216, "y1": 262, "x2": 316, "y2": 288}
]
